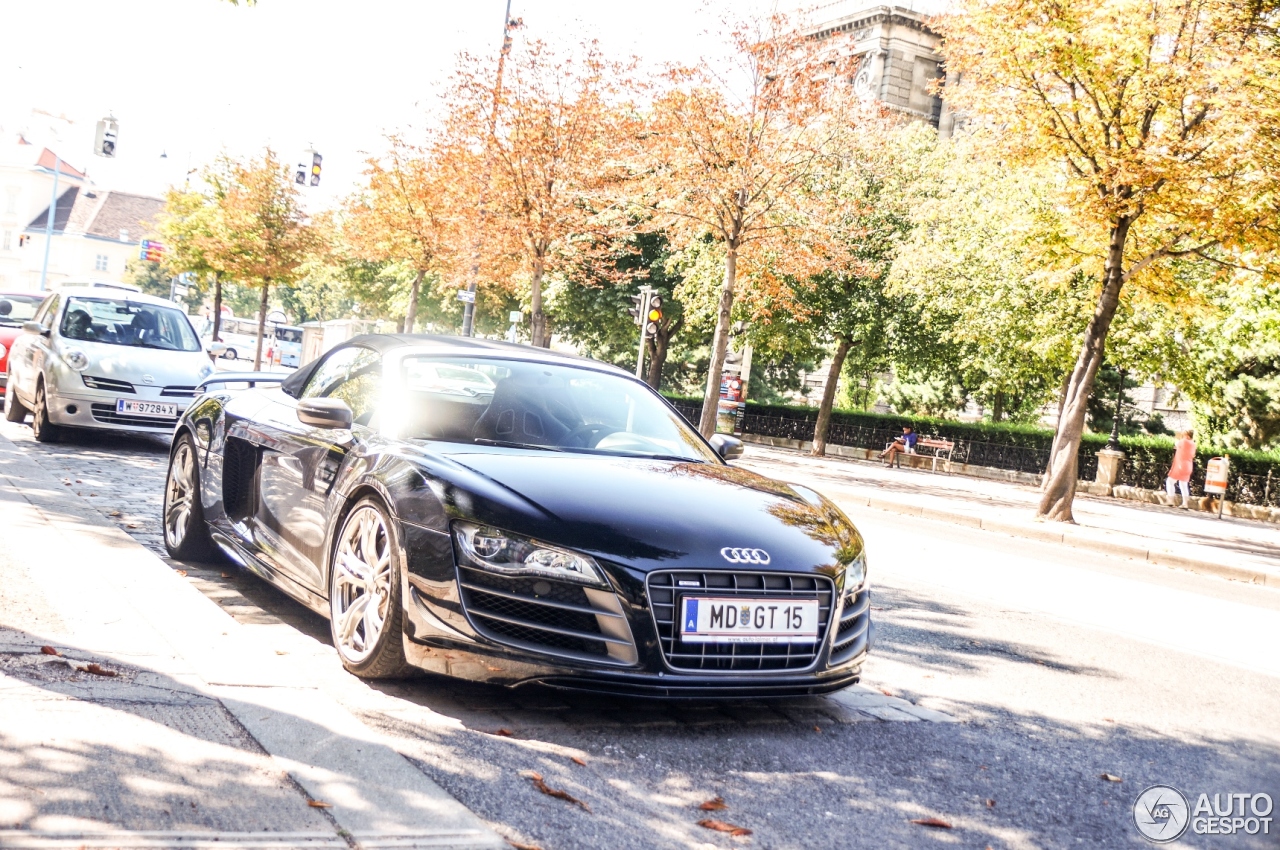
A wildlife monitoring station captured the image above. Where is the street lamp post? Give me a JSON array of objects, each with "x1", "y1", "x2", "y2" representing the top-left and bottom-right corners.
[
  {"x1": 38, "y1": 152, "x2": 62, "y2": 292},
  {"x1": 1106, "y1": 368, "x2": 1126, "y2": 451}
]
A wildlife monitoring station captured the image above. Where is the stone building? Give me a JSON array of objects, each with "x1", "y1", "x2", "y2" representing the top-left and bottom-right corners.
[{"x1": 808, "y1": 0, "x2": 958, "y2": 137}]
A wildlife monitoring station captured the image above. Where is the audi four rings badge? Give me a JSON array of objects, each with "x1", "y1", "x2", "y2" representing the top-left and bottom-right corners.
[{"x1": 721, "y1": 547, "x2": 770, "y2": 564}]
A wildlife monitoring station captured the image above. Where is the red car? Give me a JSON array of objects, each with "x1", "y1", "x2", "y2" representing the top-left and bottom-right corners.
[{"x1": 0, "y1": 292, "x2": 47, "y2": 402}]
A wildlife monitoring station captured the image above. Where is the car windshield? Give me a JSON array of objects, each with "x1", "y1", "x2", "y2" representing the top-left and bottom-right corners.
[
  {"x1": 388, "y1": 356, "x2": 719, "y2": 462},
  {"x1": 0, "y1": 294, "x2": 43, "y2": 327},
  {"x1": 60, "y1": 296, "x2": 201, "y2": 352}
]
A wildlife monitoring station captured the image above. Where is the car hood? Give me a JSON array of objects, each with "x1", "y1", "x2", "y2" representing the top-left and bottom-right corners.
[
  {"x1": 62, "y1": 339, "x2": 211, "y2": 387},
  {"x1": 421, "y1": 447, "x2": 863, "y2": 575}
]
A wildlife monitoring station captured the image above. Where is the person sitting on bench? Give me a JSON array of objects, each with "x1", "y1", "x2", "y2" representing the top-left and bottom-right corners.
[{"x1": 880, "y1": 425, "x2": 917, "y2": 467}]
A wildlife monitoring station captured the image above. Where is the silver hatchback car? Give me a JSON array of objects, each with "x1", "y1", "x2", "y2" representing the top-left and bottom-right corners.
[{"x1": 4, "y1": 287, "x2": 217, "y2": 442}]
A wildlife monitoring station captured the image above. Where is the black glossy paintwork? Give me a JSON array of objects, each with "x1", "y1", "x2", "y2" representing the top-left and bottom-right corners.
[{"x1": 174, "y1": 337, "x2": 869, "y2": 694}]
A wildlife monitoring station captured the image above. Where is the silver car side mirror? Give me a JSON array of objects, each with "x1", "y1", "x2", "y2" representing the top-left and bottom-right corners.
[
  {"x1": 22, "y1": 321, "x2": 48, "y2": 336},
  {"x1": 297, "y1": 398, "x2": 353, "y2": 430},
  {"x1": 709, "y1": 433, "x2": 744, "y2": 461}
]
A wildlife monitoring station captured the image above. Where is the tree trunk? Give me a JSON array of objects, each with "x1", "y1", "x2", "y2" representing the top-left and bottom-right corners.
[
  {"x1": 992, "y1": 390, "x2": 1005, "y2": 423},
  {"x1": 1055, "y1": 368, "x2": 1071, "y2": 423},
  {"x1": 530, "y1": 255, "x2": 546, "y2": 348},
  {"x1": 646, "y1": 315, "x2": 683, "y2": 390},
  {"x1": 405, "y1": 268, "x2": 425, "y2": 334},
  {"x1": 812, "y1": 337, "x2": 852, "y2": 457},
  {"x1": 698, "y1": 248, "x2": 737, "y2": 437},
  {"x1": 253, "y1": 279, "x2": 270, "y2": 371},
  {"x1": 1038, "y1": 219, "x2": 1132, "y2": 522},
  {"x1": 211, "y1": 273, "x2": 223, "y2": 342}
]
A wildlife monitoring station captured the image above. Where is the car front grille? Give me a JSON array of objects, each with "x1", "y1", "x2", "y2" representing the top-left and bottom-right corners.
[
  {"x1": 82, "y1": 375, "x2": 135, "y2": 393},
  {"x1": 161, "y1": 385, "x2": 199, "y2": 398},
  {"x1": 647, "y1": 571, "x2": 836, "y2": 672},
  {"x1": 457, "y1": 564, "x2": 637, "y2": 665},
  {"x1": 89, "y1": 403, "x2": 178, "y2": 429},
  {"x1": 828, "y1": 586, "x2": 870, "y2": 666}
]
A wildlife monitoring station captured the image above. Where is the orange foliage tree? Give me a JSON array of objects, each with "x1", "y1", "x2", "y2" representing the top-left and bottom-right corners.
[{"x1": 639, "y1": 13, "x2": 858, "y2": 436}]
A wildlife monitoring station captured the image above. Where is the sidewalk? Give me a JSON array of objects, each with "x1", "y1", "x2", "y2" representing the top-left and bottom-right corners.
[
  {"x1": 737, "y1": 444, "x2": 1280, "y2": 588},
  {"x1": 0, "y1": 436, "x2": 502, "y2": 849}
]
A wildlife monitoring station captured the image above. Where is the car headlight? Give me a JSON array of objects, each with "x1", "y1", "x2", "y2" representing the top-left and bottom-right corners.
[
  {"x1": 62, "y1": 347, "x2": 90, "y2": 371},
  {"x1": 846, "y1": 550, "x2": 868, "y2": 589},
  {"x1": 198, "y1": 364, "x2": 214, "y2": 379},
  {"x1": 453, "y1": 521, "x2": 607, "y2": 587}
]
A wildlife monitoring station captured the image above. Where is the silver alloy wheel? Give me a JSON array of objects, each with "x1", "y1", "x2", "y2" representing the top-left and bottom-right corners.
[
  {"x1": 332, "y1": 505, "x2": 393, "y2": 664},
  {"x1": 164, "y1": 441, "x2": 196, "y2": 550}
]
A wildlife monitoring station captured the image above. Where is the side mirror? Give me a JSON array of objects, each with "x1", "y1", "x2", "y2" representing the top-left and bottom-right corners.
[
  {"x1": 709, "y1": 433, "x2": 744, "y2": 461},
  {"x1": 22, "y1": 321, "x2": 48, "y2": 336},
  {"x1": 297, "y1": 398, "x2": 353, "y2": 430}
]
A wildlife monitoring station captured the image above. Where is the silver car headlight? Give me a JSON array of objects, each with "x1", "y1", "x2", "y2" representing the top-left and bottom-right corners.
[
  {"x1": 62, "y1": 347, "x2": 90, "y2": 371},
  {"x1": 846, "y1": 550, "x2": 868, "y2": 590},
  {"x1": 453, "y1": 521, "x2": 607, "y2": 587}
]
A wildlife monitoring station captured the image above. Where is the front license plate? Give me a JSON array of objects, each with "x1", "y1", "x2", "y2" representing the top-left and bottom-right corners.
[
  {"x1": 116, "y1": 399, "x2": 177, "y2": 418},
  {"x1": 680, "y1": 597, "x2": 820, "y2": 644}
]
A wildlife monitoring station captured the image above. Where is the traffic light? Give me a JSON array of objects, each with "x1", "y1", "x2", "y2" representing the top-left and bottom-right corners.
[
  {"x1": 94, "y1": 116, "x2": 119, "y2": 158},
  {"x1": 295, "y1": 162, "x2": 307, "y2": 185},
  {"x1": 645, "y1": 294, "x2": 663, "y2": 336},
  {"x1": 628, "y1": 292, "x2": 645, "y2": 325},
  {"x1": 309, "y1": 152, "x2": 322, "y2": 187}
]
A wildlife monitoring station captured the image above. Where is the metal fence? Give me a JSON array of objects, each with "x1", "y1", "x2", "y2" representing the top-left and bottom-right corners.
[{"x1": 669, "y1": 399, "x2": 1278, "y2": 509}]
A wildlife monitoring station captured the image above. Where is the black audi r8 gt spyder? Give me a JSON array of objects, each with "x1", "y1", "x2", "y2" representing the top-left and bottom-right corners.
[{"x1": 163, "y1": 335, "x2": 871, "y2": 696}]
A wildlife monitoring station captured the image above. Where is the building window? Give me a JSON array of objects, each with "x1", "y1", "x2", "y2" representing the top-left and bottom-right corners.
[
  {"x1": 5, "y1": 187, "x2": 17, "y2": 214},
  {"x1": 2, "y1": 231, "x2": 10, "y2": 251},
  {"x1": 94, "y1": 254, "x2": 109, "y2": 272}
]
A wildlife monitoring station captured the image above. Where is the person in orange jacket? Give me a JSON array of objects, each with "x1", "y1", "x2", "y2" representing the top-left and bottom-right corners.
[{"x1": 1166, "y1": 430, "x2": 1196, "y2": 509}]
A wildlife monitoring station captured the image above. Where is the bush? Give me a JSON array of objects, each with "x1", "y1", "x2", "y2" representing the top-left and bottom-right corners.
[{"x1": 663, "y1": 394, "x2": 1280, "y2": 507}]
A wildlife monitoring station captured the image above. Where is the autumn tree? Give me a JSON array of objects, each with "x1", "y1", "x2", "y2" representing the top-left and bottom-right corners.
[
  {"x1": 154, "y1": 177, "x2": 231, "y2": 341},
  {"x1": 641, "y1": 13, "x2": 858, "y2": 436},
  {"x1": 345, "y1": 136, "x2": 456, "y2": 333},
  {"x1": 940, "y1": 0, "x2": 1280, "y2": 521},
  {"x1": 441, "y1": 39, "x2": 634, "y2": 347},
  {"x1": 211, "y1": 149, "x2": 314, "y2": 370}
]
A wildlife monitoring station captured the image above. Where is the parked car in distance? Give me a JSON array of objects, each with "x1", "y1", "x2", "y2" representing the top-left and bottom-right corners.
[
  {"x1": 164, "y1": 335, "x2": 872, "y2": 697},
  {"x1": 0, "y1": 292, "x2": 46, "y2": 403},
  {"x1": 4, "y1": 287, "x2": 217, "y2": 442}
]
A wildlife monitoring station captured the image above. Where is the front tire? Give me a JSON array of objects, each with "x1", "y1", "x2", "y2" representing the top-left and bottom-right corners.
[
  {"x1": 329, "y1": 497, "x2": 413, "y2": 679},
  {"x1": 4, "y1": 379, "x2": 28, "y2": 423},
  {"x1": 163, "y1": 433, "x2": 214, "y2": 561},
  {"x1": 31, "y1": 380, "x2": 60, "y2": 443},
  {"x1": 223, "y1": 348, "x2": 238, "y2": 361}
]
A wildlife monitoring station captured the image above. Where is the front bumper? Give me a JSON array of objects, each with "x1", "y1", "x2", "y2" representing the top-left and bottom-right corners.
[
  {"x1": 45, "y1": 388, "x2": 188, "y2": 433},
  {"x1": 402, "y1": 560, "x2": 872, "y2": 698}
]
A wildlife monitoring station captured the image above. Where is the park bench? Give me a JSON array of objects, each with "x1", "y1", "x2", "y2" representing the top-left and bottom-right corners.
[{"x1": 916, "y1": 437, "x2": 955, "y2": 473}]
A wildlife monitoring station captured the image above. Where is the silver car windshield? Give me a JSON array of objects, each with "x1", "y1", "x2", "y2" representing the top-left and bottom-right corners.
[
  {"x1": 388, "y1": 356, "x2": 719, "y2": 462},
  {"x1": 60, "y1": 297, "x2": 201, "y2": 352}
]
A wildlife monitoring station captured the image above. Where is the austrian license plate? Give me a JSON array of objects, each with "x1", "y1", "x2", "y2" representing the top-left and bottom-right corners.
[
  {"x1": 116, "y1": 399, "x2": 177, "y2": 418},
  {"x1": 680, "y1": 597, "x2": 820, "y2": 644}
]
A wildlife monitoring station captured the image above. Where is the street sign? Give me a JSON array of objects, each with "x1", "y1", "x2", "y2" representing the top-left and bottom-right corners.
[
  {"x1": 139, "y1": 240, "x2": 165, "y2": 262},
  {"x1": 457, "y1": 290, "x2": 476, "y2": 303},
  {"x1": 509, "y1": 310, "x2": 523, "y2": 323}
]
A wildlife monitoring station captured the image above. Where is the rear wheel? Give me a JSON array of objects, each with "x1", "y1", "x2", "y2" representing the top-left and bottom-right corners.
[
  {"x1": 4, "y1": 377, "x2": 28, "y2": 422},
  {"x1": 31, "y1": 381, "x2": 60, "y2": 443},
  {"x1": 223, "y1": 348, "x2": 238, "y2": 361},
  {"x1": 329, "y1": 497, "x2": 413, "y2": 679},
  {"x1": 163, "y1": 433, "x2": 214, "y2": 561}
]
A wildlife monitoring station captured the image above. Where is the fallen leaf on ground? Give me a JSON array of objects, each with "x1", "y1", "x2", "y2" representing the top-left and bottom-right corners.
[
  {"x1": 698, "y1": 819, "x2": 751, "y2": 836},
  {"x1": 75, "y1": 479, "x2": 82, "y2": 483},
  {"x1": 523, "y1": 772, "x2": 590, "y2": 812},
  {"x1": 126, "y1": 523, "x2": 140, "y2": 529},
  {"x1": 493, "y1": 728, "x2": 515, "y2": 737},
  {"x1": 505, "y1": 839, "x2": 542, "y2": 850},
  {"x1": 985, "y1": 799, "x2": 996, "y2": 808},
  {"x1": 699, "y1": 796, "x2": 728, "y2": 811},
  {"x1": 1103, "y1": 717, "x2": 1115, "y2": 723},
  {"x1": 221, "y1": 573, "x2": 231, "y2": 578},
  {"x1": 40, "y1": 646, "x2": 61, "y2": 657},
  {"x1": 175, "y1": 570, "x2": 187, "y2": 577},
  {"x1": 1100, "y1": 773, "x2": 1122, "y2": 782},
  {"x1": 307, "y1": 800, "x2": 332, "y2": 808},
  {"x1": 89, "y1": 493, "x2": 96, "y2": 497},
  {"x1": 570, "y1": 756, "x2": 586, "y2": 766},
  {"x1": 813, "y1": 725, "x2": 821, "y2": 733},
  {"x1": 81, "y1": 663, "x2": 118, "y2": 677},
  {"x1": 910, "y1": 817, "x2": 953, "y2": 829},
  {"x1": 880, "y1": 689, "x2": 893, "y2": 697},
  {"x1": 108, "y1": 511, "x2": 121, "y2": 517}
]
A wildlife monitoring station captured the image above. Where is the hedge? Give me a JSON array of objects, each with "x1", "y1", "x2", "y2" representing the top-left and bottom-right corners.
[{"x1": 664, "y1": 394, "x2": 1280, "y2": 508}]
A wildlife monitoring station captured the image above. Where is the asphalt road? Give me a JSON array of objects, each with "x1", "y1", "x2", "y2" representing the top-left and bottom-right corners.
[{"x1": 3, "y1": 419, "x2": 1278, "y2": 850}]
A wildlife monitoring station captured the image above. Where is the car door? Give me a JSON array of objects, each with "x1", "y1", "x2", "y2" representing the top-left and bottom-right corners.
[
  {"x1": 248, "y1": 346, "x2": 382, "y2": 593},
  {"x1": 14, "y1": 293, "x2": 58, "y2": 402}
]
